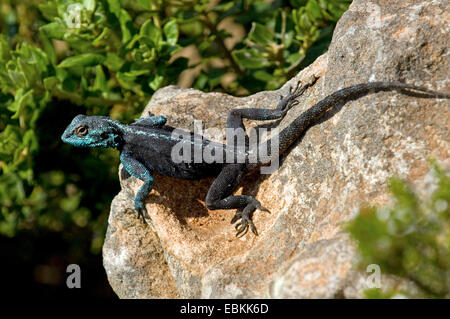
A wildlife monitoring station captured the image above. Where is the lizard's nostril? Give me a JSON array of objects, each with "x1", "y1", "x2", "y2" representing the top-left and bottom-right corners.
[{"x1": 61, "y1": 131, "x2": 70, "y2": 141}]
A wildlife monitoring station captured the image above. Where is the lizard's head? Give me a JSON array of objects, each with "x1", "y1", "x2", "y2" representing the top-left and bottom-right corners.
[{"x1": 61, "y1": 115, "x2": 123, "y2": 148}]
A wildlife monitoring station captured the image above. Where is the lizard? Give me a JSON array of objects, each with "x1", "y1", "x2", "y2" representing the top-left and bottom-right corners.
[{"x1": 61, "y1": 77, "x2": 450, "y2": 237}]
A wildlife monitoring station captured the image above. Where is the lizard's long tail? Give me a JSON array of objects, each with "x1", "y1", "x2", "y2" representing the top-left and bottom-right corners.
[{"x1": 258, "y1": 81, "x2": 450, "y2": 165}]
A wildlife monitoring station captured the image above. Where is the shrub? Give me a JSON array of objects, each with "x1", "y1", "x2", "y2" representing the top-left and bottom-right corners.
[{"x1": 346, "y1": 162, "x2": 450, "y2": 298}]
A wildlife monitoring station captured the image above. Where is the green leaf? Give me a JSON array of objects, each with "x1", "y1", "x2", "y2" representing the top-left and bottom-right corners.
[
  {"x1": 22, "y1": 129, "x2": 39, "y2": 153},
  {"x1": 55, "y1": 68, "x2": 68, "y2": 82},
  {"x1": 253, "y1": 70, "x2": 274, "y2": 82},
  {"x1": 58, "y1": 53, "x2": 105, "y2": 68},
  {"x1": 93, "y1": 65, "x2": 107, "y2": 91},
  {"x1": 233, "y1": 49, "x2": 269, "y2": 69},
  {"x1": 116, "y1": 72, "x2": 136, "y2": 89},
  {"x1": 306, "y1": 0, "x2": 323, "y2": 21},
  {"x1": 39, "y1": 22, "x2": 67, "y2": 40},
  {"x1": 62, "y1": 37, "x2": 94, "y2": 53},
  {"x1": 7, "y1": 65, "x2": 27, "y2": 89},
  {"x1": 299, "y1": 12, "x2": 312, "y2": 30},
  {"x1": 286, "y1": 52, "x2": 305, "y2": 66},
  {"x1": 104, "y1": 53, "x2": 124, "y2": 72},
  {"x1": 148, "y1": 74, "x2": 164, "y2": 91},
  {"x1": 213, "y1": 1, "x2": 235, "y2": 12},
  {"x1": 8, "y1": 89, "x2": 34, "y2": 119},
  {"x1": 179, "y1": 20, "x2": 204, "y2": 37},
  {"x1": 18, "y1": 59, "x2": 39, "y2": 87},
  {"x1": 163, "y1": 19, "x2": 178, "y2": 46},
  {"x1": 92, "y1": 28, "x2": 114, "y2": 47},
  {"x1": 0, "y1": 36, "x2": 11, "y2": 61},
  {"x1": 193, "y1": 73, "x2": 208, "y2": 90},
  {"x1": 140, "y1": 20, "x2": 161, "y2": 44},
  {"x1": 106, "y1": 0, "x2": 121, "y2": 18},
  {"x1": 39, "y1": 31, "x2": 56, "y2": 64},
  {"x1": 248, "y1": 23, "x2": 273, "y2": 46},
  {"x1": 123, "y1": 69, "x2": 150, "y2": 77},
  {"x1": 43, "y1": 77, "x2": 59, "y2": 90},
  {"x1": 137, "y1": 0, "x2": 152, "y2": 10},
  {"x1": 119, "y1": 9, "x2": 133, "y2": 43},
  {"x1": 38, "y1": 3, "x2": 59, "y2": 21},
  {"x1": 283, "y1": 30, "x2": 295, "y2": 48},
  {"x1": 0, "y1": 172, "x2": 25, "y2": 206},
  {"x1": 83, "y1": 0, "x2": 96, "y2": 12}
]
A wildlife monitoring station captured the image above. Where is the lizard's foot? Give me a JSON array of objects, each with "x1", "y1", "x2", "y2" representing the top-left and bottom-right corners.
[
  {"x1": 137, "y1": 206, "x2": 155, "y2": 228},
  {"x1": 277, "y1": 83, "x2": 300, "y2": 116},
  {"x1": 231, "y1": 199, "x2": 270, "y2": 237},
  {"x1": 277, "y1": 75, "x2": 318, "y2": 115},
  {"x1": 137, "y1": 207, "x2": 148, "y2": 224},
  {"x1": 135, "y1": 200, "x2": 148, "y2": 224}
]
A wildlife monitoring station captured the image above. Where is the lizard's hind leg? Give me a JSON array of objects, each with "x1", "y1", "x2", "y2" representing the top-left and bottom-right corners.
[
  {"x1": 206, "y1": 78, "x2": 316, "y2": 237},
  {"x1": 205, "y1": 163, "x2": 270, "y2": 237},
  {"x1": 226, "y1": 76, "x2": 317, "y2": 129}
]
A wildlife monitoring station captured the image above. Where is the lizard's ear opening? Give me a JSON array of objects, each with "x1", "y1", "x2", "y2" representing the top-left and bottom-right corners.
[{"x1": 102, "y1": 119, "x2": 124, "y2": 147}]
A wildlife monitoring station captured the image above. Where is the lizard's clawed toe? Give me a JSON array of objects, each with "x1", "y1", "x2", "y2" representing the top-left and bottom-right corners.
[
  {"x1": 230, "y1": 199, "x2": 269, "y2": 237},
  {"x1": 255, "y1": 203, "x2": 271, "y2": 214},
  {"x1": 137, "y1": 207, "x2": 148, "y2": 224},
  {"x1": 137, "y1": 206, "x2": 155, "y2": 228},
  {"x1": 230, "y1": 211, "x2": 242, "y2": 224},
  {"x1": 233, "y1": 213, "x2": 255, "y2": 237}
]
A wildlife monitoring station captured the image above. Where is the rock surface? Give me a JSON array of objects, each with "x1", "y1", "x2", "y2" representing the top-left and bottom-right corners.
[{"x1": 102, "y1": 0, "x2": 449, "y2": 298}]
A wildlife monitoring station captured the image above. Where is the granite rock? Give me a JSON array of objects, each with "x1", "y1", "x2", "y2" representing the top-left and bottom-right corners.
[{"x1": 103, "y1": 0, "x2": 449, "y2": 298}]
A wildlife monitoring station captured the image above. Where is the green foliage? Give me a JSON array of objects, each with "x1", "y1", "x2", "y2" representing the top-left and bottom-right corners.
[
  {"x1": 346, "y1": 162, "x2": 450, "y2": 298},
  {"x1": 0, "y1": 0, "x2": 349, "y2": 252},
  {"x1": 232, "y1": 0, "x2": 350, "y2": 90},
  {"x1": 167, "y1": 0, "x2": 351, "y2": 92}
]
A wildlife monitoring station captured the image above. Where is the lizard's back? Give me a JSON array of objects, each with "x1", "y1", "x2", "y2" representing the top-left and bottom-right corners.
[{"x1": 122, "y1": 125, "x2": 225, "y2": 180}]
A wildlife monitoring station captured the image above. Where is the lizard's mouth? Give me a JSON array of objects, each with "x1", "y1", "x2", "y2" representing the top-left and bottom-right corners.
[
  {"x1": 61, "y1": 130, "x2": 85, "y2": 147},
  {"x1": 61, "y1": 132, "x2": 69, "y2": 142}
]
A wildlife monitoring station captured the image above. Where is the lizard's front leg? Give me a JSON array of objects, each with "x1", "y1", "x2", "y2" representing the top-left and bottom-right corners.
[{"x1": 120, "y1": 151, "x2": 154, "y2": 224}]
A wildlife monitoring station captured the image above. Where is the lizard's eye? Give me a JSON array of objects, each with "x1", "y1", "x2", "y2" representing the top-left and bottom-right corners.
[{"x1": 74, "y1": 125, "x2": 88, "y2": 137}]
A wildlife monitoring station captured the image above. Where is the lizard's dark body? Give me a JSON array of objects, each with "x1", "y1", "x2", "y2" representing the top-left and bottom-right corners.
[
  {"x1": 61, "y1": 78, "x2": 450, "y2": 236},
  {"x1": 121, "y1": 126, "x2": 224, "y2": 180}
]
